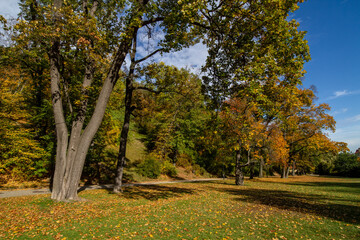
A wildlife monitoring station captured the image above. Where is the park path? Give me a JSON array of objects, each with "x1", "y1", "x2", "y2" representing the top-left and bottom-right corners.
[{"x1": 0, "y1": 178, "x2": 224, "y2": 199}]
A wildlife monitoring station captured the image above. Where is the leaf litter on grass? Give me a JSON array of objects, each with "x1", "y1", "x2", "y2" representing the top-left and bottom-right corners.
[{"x1": 0, "y1": 176, "x2": 359, "y2": 239}]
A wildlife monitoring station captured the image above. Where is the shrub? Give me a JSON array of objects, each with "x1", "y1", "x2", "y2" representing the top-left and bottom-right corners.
[
  {"x1": 136, "y1": 157, "x2": 161, "y2": 179},
  {"x1": 176, "y1": 154, "x2": 192, "y2": 168},
  {"x1": 192, "y1": 164, "x2": 206, "y2": 176},
  {"x1": 333, "y1": 152, "x2": 360, "y2": 177},
  {"x1": 161, "y1": 161, "x2": 177, "y2": 177}
]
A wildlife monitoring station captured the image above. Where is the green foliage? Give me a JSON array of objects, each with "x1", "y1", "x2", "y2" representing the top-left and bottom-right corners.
[
  {"x1": 135, "y1": 63, "x2": 208, "y2": 168},
  {"x1": 160, "y1": 161, "x2": 177, "y2": 178},
  {"x1": 333, "y1": 153, "x2": 360, "y2": 177},
  {"x1": 136, "y1": 156, "x2": 161, "y2": 179},
  {"x1": 84, "y1": 112, "x2": 120, "y2": 184},
  {"x1": 0, "y1": 55, "x2": 49, "y2": 181}
]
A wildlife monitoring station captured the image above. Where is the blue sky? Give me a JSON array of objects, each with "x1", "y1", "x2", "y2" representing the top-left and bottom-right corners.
[
  {"x1": 292, "y1": 0, "x2": 360, "y2": 152},
  {"x1": 1, "y1": 0, "x2": 359, "y2": 151}
]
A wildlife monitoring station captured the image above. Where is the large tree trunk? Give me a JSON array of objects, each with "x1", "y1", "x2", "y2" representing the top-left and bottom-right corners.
[{"x1": 50, "y1": 32, "x2": 132, "y2": 201}]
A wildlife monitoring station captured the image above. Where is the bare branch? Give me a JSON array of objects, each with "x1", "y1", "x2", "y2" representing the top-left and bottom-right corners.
[
  {"x1": 142, "y1": 17, "x2": 164, "y2": 27},
  {"x1": 90, "y1": 0, "x2": 98, "y2": 17},
  {"x1": 135, "y1": 48, "x2": 163, "y2": 64}
]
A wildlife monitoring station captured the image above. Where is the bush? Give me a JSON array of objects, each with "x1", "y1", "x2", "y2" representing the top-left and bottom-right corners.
[
  {"x1": 333, "y1": 152, "x2": 360, "y2": 177},
  {"x1": 176, "y1": 154, "x2": 192, "y2": 168},
  {"x1": 161, "y1": 161, "x2": 177, "y2": 177},
  {"x1": 136, "y1": 157, "x2": 161, "y2": 179},
  {"x1": 192, "y1": 164, "x2": 206, "y2": 176}
]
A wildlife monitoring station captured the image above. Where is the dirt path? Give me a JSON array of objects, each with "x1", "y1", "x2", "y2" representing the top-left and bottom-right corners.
[{"x1": 0, "y1": 178, "x2": 224, "y2": 198}]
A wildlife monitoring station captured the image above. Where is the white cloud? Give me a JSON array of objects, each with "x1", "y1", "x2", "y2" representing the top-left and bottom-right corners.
[
  {"x1": 0, "y1": 0, "x2": 20, "y2": 18},
  {"x1": 331, "y1": 108, "x2": 348, "y2": 116},
  {"x1": 345, "y1": 114, "x2": 360, "y2": 122},
  {"x1": 334, "y1": 90, "x2": 350, "y2": 97},
  {"x1": 327, "y1": 89, "x2": 360, "y2": 100},
  {"x1": 330, "y1": 124, "x2": 360, "y2": 152},
  {"x1": 157, "y1": 43, "x2": 208, "y2": 73}
]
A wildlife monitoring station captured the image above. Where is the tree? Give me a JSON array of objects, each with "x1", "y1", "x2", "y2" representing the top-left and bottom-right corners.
[
  {"x1": 135, "y1": 63, "x2": 206, "y2": 166},
  {"x1": 13, "y1": 0, "x2": 310, "y2": 200},
  {"x1": 199, "y1": 0, "x2": 310, "y2": 182},
  {"x1": 279, "y1": 87, "x2": 338, "y2": 178},
  {"x1": 15, "y1": 0, "x2": 207, "y2": 200},
  {"x1": 0, "y1": 54, "x2": 48, "y2": 181},
  {"x1": 333, "y1": 152, "x2": 360, "y2": 177},
  {"x1": 220, "y1": 97, "x2": 265, "y2": 185}
]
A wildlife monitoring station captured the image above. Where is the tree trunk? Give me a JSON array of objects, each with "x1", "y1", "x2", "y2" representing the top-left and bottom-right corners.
[
  {"x1": 235, "y1": 149, "x2": 243, "y2": 185},
  {"x1": 113, "y1": 30, "x2": 139, "y2": 193},
  {"x1": 113, "y1": 73, "x2": 134, "y2": 193},
  {"x1": 259, "y1": 157, "x2": 264, "y2": 178},
  {"x1": 285, "y1": 166, "x2": 290, "y2": 178},
  {"x1": 281, "y1": 166, "x2": 287, "y2": 178},
  {"x1": 292, "y1": 160, "x2": 296, "y2": 176},
  {"x1": 235, "y1": 148, "x2": 245, "y2": 185},
  {"x1": 50, "y1": 34, "x2": 132, "y2": 201},
  {"x1": 249, "y1": 162, "x2": 254, "y2": 180}
]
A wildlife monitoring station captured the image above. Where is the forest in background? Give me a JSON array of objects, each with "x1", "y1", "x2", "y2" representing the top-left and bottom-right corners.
[{"x1": 0, "y1": 1, "x2": 359, "y2": 200}]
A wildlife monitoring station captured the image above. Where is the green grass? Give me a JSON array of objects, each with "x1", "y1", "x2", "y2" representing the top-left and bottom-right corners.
[{"x1": 1, "y1": 176, "x2": 359, "y2": 239}]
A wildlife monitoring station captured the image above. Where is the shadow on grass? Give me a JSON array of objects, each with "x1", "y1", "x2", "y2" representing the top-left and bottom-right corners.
[
  {"x1": 110, "y1": 185, "x2": 197, "y2": 201},
  {"x1": 211, "y1": 185, "x2": 360, "y2": 224},
  {"x1": 284, "y1": 181, "x2": 360, "y2": 193},
  {"x1": 251, "y1": 179, "x2": 360, "y2": 195}
]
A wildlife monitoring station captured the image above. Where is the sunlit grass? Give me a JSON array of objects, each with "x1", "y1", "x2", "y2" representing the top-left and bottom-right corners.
[{"x1": 1, "y1": 176, "x2": 359, "y2": 239}]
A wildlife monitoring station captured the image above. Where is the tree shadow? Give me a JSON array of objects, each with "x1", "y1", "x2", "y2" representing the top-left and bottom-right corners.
[
  {"x1": 110, "y1": 185, "x2": 198, "y2": 201},
  {"x1": 211, "y1": 185, "x2": 360, "y2": 224},
  {"x1": 252, "y1": 180, "x2": 360, "y2": 195},
  {"x1": 284, "y1": 181, "x2": 360, "y2": 193}
]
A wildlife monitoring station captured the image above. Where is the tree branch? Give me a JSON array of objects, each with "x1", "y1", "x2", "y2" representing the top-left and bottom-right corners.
[
  {"x1": 141, "y1": 17, "x2": 164, "y2": 27},
  {"x1": 135, "y1": 48, "x2": 163, "y2": 64}
]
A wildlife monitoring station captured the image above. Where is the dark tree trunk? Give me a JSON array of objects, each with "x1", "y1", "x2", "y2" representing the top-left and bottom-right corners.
[
  {"x1": 259, "y1": 157, "x2": 264, "y2": 178},
  {"x1": 113, "y1": 72, "x2": 134, "y2": 193},
  {"x1": 235, "y1": 146, "x2": 251, "y2": 185},
  {"x1": 235, "y1": 149, "x2": 244, "y2": 185},
  {"x1": 249, "y1": 162, "x2": 254, "y2": 180},
  {"x1": 292, "y1": 160, "x2": 296, "y2": 176}
]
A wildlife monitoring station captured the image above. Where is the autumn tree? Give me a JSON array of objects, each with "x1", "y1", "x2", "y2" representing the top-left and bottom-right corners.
[
  {"x1": 0, "y1": 51, "x2": 48, "y2": 181},
  {"x1": 14, "y1": 0, "x2": 213, "y2": 200},
  {"x1": 220, "y1": 97, "x2": 265, "y2": 185},
  {"x1": 13, "y1": 0, "x2": 312, "y2": 200},
  {"x1": 134, "y1": 63, "x2": 207, "y2": 169},
  {"x1": 278, "y1": 88, "x2": 338, "y2": 178},
  {"x1": 198, "y1": 0, "x2": 310, "y2": 182}
]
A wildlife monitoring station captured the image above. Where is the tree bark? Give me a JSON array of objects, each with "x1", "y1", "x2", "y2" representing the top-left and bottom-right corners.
[
  {"x1": 285, "y1": 166, "x2": 290, "y2": 178},
  {"x1": 235, "y1": 146, "x2": 251, "y2": 185},
  {"x1": 50, "y1": 30, "x2": 133, "y2": 201},
  {"x1": 235, "y1": 149, "x2": 244, "y2": 185},
  {"x1": 113, "y1": 68, "x2": 134, "y2": 193},
  {"x1": 292, "y1": 160, "x2": 296, "y2": 176},
  {"x1": 281, "y1": 166, "x2": 287, "y2": 178},
  {"x1": 249, "y1": 161, "x2": 254, "y2": 180},
  {"x1": 259, "y1": 157, "x2": 264, "y2": 178}
]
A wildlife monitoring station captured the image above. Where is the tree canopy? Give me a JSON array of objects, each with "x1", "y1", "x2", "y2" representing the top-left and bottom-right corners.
[{"x1": 0, "y1": 0, "x2": 350, "y2": 200}]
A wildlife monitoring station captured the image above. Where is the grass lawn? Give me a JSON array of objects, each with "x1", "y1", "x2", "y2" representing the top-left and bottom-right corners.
[{"x1": 1, "y1": 176, "x2": 359, "y2": 239}]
